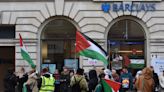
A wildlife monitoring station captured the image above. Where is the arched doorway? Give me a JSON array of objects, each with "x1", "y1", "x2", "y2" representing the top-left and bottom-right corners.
[
  {"x1": 107, "y1": 18, "x2": 146, "y2": 76},
  {"x1": 40, "y1": 18, "x2": 78, "y2": 73}
]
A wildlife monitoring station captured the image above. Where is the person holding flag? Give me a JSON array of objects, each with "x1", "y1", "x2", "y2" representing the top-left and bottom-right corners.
[
  {"x1": 19, "y1": 33, "x2": 37, "y2": 92},
  {"x1": 95, "y1": 72, "x2": 121, "y2": 92},
  {"x1": 75, "y1": 31, "x2": 121, "y2": 92}
]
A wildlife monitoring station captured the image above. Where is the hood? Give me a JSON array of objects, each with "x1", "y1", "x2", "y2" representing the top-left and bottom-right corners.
[
  {"x1": 136, "y1": 70, "x2": 142, "y2": 78},
  {"x1": 89, "y1": 70, "x2": 97, "y2": 79},
  {"x1": 43, "y1": 72, "x2": 51, "y2": 78},
  {"x1": 61, "y1": 71, "x2": 69, "y2": 75},
  {"x1": 104, "y1": 69, "x2": 111, "y2": 75},
  {"x1": 142, "y1": 67, "x2": 153, "y2": 80}
]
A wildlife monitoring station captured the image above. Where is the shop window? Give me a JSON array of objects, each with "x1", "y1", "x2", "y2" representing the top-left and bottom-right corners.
[
  {"x1": 0, "y1": 25, "x2": 15, "y2": 38},
  {"x1": 108, "y1": 19, "x2": 145, "y2": 73},
  {"x1": 41, "y1": 19, "x2": 77, "y2": 71},
  {"x1": 0, "y1": 46, "x2": 15, "y2": 91}
]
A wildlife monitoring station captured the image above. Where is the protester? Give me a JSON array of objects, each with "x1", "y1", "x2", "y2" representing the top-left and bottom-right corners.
[
  {"x1": 38, "y1": 68, "x2": 55, "y2": 92},
  {"x1": 119, "y1": 67, "x2": 133, "y2": 92},
  {"x1": 159, "y1": 70, "x2": 164, "y2": 92},
  {"x1": 24, "y1": 69, "x2": 38, "y2": 92},
  {"x1": 135, "y1": 70, "x2": 142, "y2": 80},
  {"x1": 112, "y1": 69, "x2": 119, "y2": 82},
  {"x1": 60, "y1": 66, "x2": 70, "y2": 92},
  {"x1": 4, "y1": 68, "x2": 17, "y2": 92},
  {"x1": 134, "y1": 70, "x2": 142, "y2": 91},
  {"x1": 150, "y1": 66, "x2": 159, "y2": 92},
  {"x1": 84, "y1": 73, "x2": 89, "y2": 82},
  {"x1": 94, "y1": 73, "x2": 106, "y2": 92},
  {"x1": 54, "y1": 69, "x2": 60, "y2": 92},
  {"x1": 70, "y1": 70, "x2": 75, "y2": 78},
  {"x1": 135, "y1": 67, "x2": 154, "y2": 92},
  {"x1": 17, "y1": 67, "x2": 28, "y2": 92},
  {"x1": 70, "y1": 68, "x2": 88, "y2": 92},
  {"x1": 104, "y1": 69, "x2": 112, "y2": 79},
  {"x1": 88, "y1": 70, "x2": 98, "y2": 92}
]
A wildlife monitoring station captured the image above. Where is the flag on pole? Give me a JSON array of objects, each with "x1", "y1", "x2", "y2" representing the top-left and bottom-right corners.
[
  {"x1": 75, "y1": 31, "x2": 108, "y2": 66},
  {"x1": 22, "y1": 83, "x2": 27, "y2": 92},
  {"x1": 19, "y1": 33, "x2": 36, "y2": 68},
  {"x1": 101, "y1": 79, "x2": 121, "y2": 92}
]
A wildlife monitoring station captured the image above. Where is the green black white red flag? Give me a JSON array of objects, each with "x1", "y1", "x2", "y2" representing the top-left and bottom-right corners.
[
  {"x1": 19, "y1": 33, "x2": 36, "y2": 68},
  {"x1": 75, "y1": 31, "x2": 108, "y2": 66},
  {"x1": 101, "y1": 79, "x2": 121, "y2": 92}
]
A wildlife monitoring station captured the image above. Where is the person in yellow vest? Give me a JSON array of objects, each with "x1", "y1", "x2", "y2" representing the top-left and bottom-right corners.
[{"x1": 38, "y1": 68, "x2": 55, "y2": 92}]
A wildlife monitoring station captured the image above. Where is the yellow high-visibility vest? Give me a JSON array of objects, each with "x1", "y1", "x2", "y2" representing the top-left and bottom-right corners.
[{"x1": 40, "y1": 74, "x2": 55, "y2": 92}]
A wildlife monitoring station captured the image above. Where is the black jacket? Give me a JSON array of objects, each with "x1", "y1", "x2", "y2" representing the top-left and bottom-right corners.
[
  {"x1": 4, "y1": 73, "x2": 17, "y2": 92},
  {"x1": 153, "y1": 72, "x2": 159, "y2": 87},
  {"x1": 88, "y1": 70, "x2": 98, "y2": 92},
  {"x1": 17, "y1": 73, "x2": 28, "y2": 92}
]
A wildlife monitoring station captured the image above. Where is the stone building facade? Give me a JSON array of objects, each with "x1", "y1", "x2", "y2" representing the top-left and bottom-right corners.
[{"x1": 0, "y1": 0, "x2": 163, "y2": 73}]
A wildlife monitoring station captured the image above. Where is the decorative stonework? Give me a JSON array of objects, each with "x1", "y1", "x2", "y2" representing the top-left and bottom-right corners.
[{"x1": 0, "y1": 1, "x2": 163, "y2": 70}]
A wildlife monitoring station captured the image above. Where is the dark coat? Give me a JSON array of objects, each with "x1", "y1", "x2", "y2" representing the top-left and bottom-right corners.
[
  {"x1": 60, "y1": 71, "x2": 70, "y2": 92},
  {"x1": 4, "y1": 72, "x2": 17, "y2": 92},
  {"x1": 88, "y1": 70, "x2": 98, "y2": 92},
  {"x1": 17, "y1": 73, "x2": 28, "y2": 92},
  {"x1": 119, "y1": 72, "x2": 133, "y2": 91},
  {"x1": 153, "y1": 72, "x2": 159, "y2": 86},
  {"x1": 153, "y1": 72, "x2": 159, "y2": 92}
]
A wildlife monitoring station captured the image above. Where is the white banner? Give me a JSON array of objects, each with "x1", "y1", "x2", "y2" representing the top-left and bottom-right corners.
[
  {"x1": 151, "y1": 57, "x2": 164, "y2": 76},
  {"x1": 130, "y1": 59, "x2": 144, "y2": 64}
]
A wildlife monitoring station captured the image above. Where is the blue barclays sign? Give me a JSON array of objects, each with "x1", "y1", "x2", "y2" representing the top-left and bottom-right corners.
[{"x1": 102, "y1": 3, "x2": 156, "y2": 12}]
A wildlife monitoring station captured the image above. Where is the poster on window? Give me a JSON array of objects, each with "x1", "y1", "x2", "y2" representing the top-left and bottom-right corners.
[
  {"x1": 49, "y1": 64, "x2": 56, "y2": 74},
  {"x1": 42, "y1": 64, "x2": 49, "y2": 69},
  {"x1": 151, "y1": 57, "x2": 164, "y2": 76},
  {"x1": 64, "y1": 59, "x2": 78, "y2": 70},
  {"x1": 42, "y1": 64, "x2": 56, "y2": 74}
]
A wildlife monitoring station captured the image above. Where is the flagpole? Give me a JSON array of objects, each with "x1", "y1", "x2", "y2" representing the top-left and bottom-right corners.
[{"x1": 74, "y1": 42, "x2": 76, "y2": 70}]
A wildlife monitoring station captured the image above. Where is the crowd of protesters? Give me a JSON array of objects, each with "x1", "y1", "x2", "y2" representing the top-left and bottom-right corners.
[{"x1": 3, "y1": 65, "x2": 164, "y2": 92}]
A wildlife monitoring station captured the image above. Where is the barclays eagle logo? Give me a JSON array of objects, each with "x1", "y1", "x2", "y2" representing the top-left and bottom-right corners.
[{"x1": 102, "y1": 3, "x2": 110, "y2": 13}]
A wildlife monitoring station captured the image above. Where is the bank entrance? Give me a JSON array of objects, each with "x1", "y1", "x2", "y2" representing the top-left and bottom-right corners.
[
  {"x1": 41, "y1": 18, "x2": 78, "y2": 73},
  {"x1": 0, "y1": 46, "x2": 15, "y2": 90},
  {"x1": 108, "y1": 18, "x2": 146, "y2": 75}
]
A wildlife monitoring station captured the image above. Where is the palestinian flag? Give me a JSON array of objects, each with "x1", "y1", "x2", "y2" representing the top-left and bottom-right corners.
[
  {"x1": 101, "y1": 79, "x2": 121, "y2": 92},
  {"x1": 19, "y1": 33, "x2": 36, "y2": 68},
  {"x1": 75, "y1": 31, "x2": 108, "y2": 66}
]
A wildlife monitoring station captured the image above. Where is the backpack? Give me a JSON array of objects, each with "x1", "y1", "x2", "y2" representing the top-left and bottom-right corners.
[{"x1": 71, "y1": 76, "x2": 83, "y2": 92}]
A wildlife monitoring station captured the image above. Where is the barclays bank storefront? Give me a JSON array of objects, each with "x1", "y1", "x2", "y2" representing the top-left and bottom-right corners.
[{"x1": 0, "y1": 0, "x2": 164, "y2": 89}]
